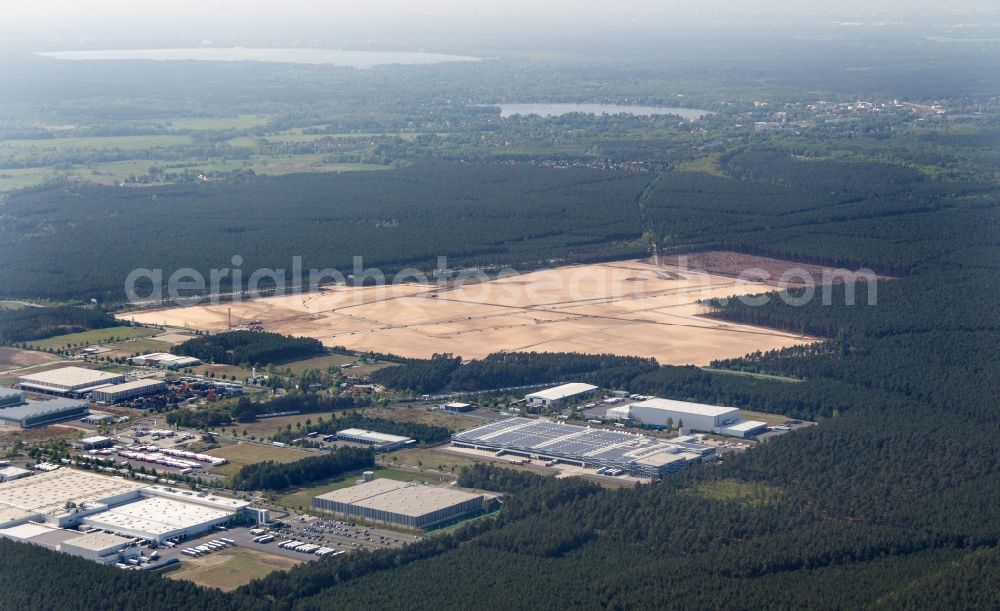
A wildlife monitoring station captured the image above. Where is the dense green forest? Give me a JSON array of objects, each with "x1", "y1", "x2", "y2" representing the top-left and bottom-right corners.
[
  {"x1": 229, "y1": 394, "x2": 372, "y2": 423},
  {"x1": 0, "y1": 163, "x2": 649, "y2": 301},
  {"x1": 164, "y1": 393, "x2": 372, "y2": 429},
  {"x1": 0, "y1": 306, "x2": 120, "y2": 344},
  {"x1": 370, "y1": 351, "x2": 659, "y2": 394},
  {"x1": 173, "y1": 331, "x2": 324, "y2": 366},
  {"x1": 229, "y1": 446, "x2": 373, "y2": 492},
  {"x1": 2, "y1": 150, "x2": 994, "y2": 302}
]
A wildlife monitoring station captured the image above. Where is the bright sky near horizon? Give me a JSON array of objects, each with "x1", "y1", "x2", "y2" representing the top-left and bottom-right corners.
[{"x1": 2, "y1": 1, "x2": 995, "y2": 47}]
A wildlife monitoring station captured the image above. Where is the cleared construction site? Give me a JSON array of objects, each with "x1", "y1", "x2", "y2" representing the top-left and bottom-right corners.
[{"x1": 125, "y1": 261, "x2": 811, "y2": 365}]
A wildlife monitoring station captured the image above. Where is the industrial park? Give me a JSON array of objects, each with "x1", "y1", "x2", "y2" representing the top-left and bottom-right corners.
[
  {"x1": 0, "y1": 297, "x2": 811, "y2": 589},
  {"x1": 0, "y1": 350, "x2": 806, "y2": 582}
]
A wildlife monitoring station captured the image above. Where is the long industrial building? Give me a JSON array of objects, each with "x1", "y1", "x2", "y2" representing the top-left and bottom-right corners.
[
  {"x1": 0, "y1": 398, "x2": 89, "y2": 429},
  {"x1": 525, "y1": 383, "x2": 598, "y2": 408},
  {"x1": 0, "y1": 388, "x2": 23, "y2": 408},
  {"x1": 0, "y1": 521, "x2": 140, "y2": 565},
  {"x1": 313, "y1": 479, "x2": 484, "y2": 529},
  {"x1": 627, "y1": 398, "x2": 768, "y2": 438},
  {"x1": 336, "y1": 428, "x2": 414, "y2": 451},
  {"x1": 130, "y1": 353, "x2": 201, "y2": 369},
  {"x1": 91, "y1": 379, "x2": 166, "y2": 404},
  {"x1": 16, "y1": 367, "x2": 125, "y2": 397},
  {"x1": 0, "y1": 468, "x2": 258, "y2": 544},
  {"x1": 452, "y1": 417, "x2": 715, "y2": 478}
]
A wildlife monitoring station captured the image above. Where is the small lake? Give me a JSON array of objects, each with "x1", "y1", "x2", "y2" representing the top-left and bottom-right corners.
[
  {"x1": 36, "y1": 47, "x2": 481, "y2": 69},
  {"x1": 498, "y1": 103, "x2": 711, "y2": 120}
]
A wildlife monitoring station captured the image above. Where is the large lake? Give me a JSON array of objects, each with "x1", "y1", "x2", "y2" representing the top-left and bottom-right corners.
[
  {"x1": 499, "y1": 103, "x2": 711, "y2": 120},
  {"x1": 36, "y1": 47, "x2": 481, "y2": 69}
]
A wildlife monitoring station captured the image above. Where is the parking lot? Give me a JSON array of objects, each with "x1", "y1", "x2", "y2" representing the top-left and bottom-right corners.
[{"x1": 260, "y1": 516, "x2": 421, "y2": 556}]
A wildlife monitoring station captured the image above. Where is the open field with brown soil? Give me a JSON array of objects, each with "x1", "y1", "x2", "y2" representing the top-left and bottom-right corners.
[
  {"x1": 228, "y1": 412, "x2": 342, "y2": 439},
  {"x1": 125, "y1": 260, "x2": 814, "y2": 365},
  {"x1": 0, "y1": 423, "x2": 81, "y2": 445},
  {"x1": 367, "y1": 405, "x2": 485, "y2": 431},
  {"x1": 0, "y1": 347, "x2": 57, "y2": 371},
  {"x1": 167, "y1": 546, "x2": 302, "y2": 591}
]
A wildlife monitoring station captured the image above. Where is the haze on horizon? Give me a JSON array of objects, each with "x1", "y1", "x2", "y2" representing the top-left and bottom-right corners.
[{"x1": 2, "y1": 0, "x2": 998, "y2": 53}]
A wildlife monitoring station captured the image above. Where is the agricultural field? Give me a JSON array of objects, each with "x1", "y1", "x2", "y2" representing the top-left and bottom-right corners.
[
  {"x1": 25, "y1": 326, "x2": 159, "y2": 351},
  {"x1": 167, "y1": 546, "x2": 302, "y2": 591},
  {"x1": 129, "y1": 260, "x2": 813, "y2": 366},
  {"x1": 272, "y1": 353, "x2": 355, "y2": 376},
  {"x1": 166, "y1": 115, "x2": 271, "y2": 130},
  {"x1": 0, "y1": 423, "x2": 83, "y2": 445},
  {"x1": 207, "y1": 442, "x2": 314, "y2": 477},
  {"x1": 389, "y1": 447, "x2": 499, "y2": 476},
  {"x1": 228, "y1": 412, "x2": 342, "y2": 439},
  {"x1": 367, "y1": 405, "x2": 484, "y2": 431},
  {"x1": 191, "y1": 363, "x2": 256, "y2": 381},
  {"x1": 0, "y1": 346, "x2": 56, "y2": 371}
]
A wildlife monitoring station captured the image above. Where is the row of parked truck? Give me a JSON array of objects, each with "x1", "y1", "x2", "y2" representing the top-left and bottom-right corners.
[
  {"x1": 180, "y1": 538, "x2": 235, "y2": 557},
  {"x1": 277, "y1": 539, "x2": 346, "y2": 558}
]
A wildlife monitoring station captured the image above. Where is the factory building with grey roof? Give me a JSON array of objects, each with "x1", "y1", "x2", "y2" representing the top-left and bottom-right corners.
[
  {"x1": 313, "y1": 479, "x2": 485, "y2": 529},
  {"x1": 452, "y1": 417, "x2": 715, "y2": 478}
]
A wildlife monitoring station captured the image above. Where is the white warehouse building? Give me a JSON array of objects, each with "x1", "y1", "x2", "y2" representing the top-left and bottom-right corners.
[
  {"x1": 16, "y1": 367, "x2": 125, "y2": 397},
  {"x1": 0, "y1": 469, "x2": 255, "y2": 544},
  {"x1": 91, "y1": 379, "x2": 166, "y2": 404},
  {"x1": 629, "y1": 398, "x2": 768, "y2": 438},
  {"x1": 629, "y1": 398, "x2": 739, "y2": 431},
  {"x1": 525, "y1": 383, "x2": 598, "y2": 408}
]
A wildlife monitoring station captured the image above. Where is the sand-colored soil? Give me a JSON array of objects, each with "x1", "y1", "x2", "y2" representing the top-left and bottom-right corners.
[{"x1": 123, "y1": 261, "x2": 814, "y2": 365}]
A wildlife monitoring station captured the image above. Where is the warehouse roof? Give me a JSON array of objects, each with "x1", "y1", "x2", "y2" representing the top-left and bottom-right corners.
[
  {"x1": 94, "y1": 379, "x2": 164, "y2": 394},
  {"x1": 0, "y1": 466, "x2": 32, "y2": 479},
  {"x1": 83, "y1": 496, "x2": 232, "y2": 536},
  {"x1": 0, "y1": 506, "x2": 37, "y2": 526},
  {"x1": 724, "y1": 420, "x2": 768, "y2": 432},
  {"x1": 634, "y1": 452, "x2": 688, "y2": 468},
  {"x1": 17, "y1": 367, "x2": 123, "y2": 388},
  {"x1": 316, "y1": 479, "x2": 482, "y2": 518},
  {"x1": 630, "y1": 398, "x2": 738, "y2": 417},
  {"x1": 0, "y1": 388, "x2": 22, "y2": 400},
  {"x1": 0, "y1": 521, "x2": 56, "y2": 541},
  {"x1": 0, "y1": 399, "x2": 88, "y2": 422},
  {"x1": 0, "y1": 469, "x2": 143, "y2": 516},
  {"x1": 526, "y1": 383, "x2": 598, "y2": 401},
  {"x1": 63, "y1": 531, "x2": 134, "y2": 552},
  {"x1": 143, "y1": 486, "x2": 250, "y2": 511},
  {"x1": 337, "y1": 428, "x2": 412, "y2": 445},
  {"x1": 132, "y1": 353, "x2": 200, "y2": 365}
]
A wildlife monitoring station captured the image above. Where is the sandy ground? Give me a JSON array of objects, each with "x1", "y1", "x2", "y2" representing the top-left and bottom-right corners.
[{"x1": 123, "y1": 261, "x2": 813, "y2": 365}]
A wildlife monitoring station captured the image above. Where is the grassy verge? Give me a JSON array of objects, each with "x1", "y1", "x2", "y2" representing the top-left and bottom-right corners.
[
  {"x1": 207, "y1": 442, "x2": 314, "y2": 477},
  {"x1": 26, "y1": 326, "x2": 158, "y2": 351}
]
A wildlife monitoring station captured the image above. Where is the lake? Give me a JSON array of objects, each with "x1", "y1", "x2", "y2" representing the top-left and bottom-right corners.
[
  {"x1": 498, "y1": 103, "x2": 711, "y2": 120},
  {"x1": 36, "y1": 47, "x2": 481, "y2": 69}
]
